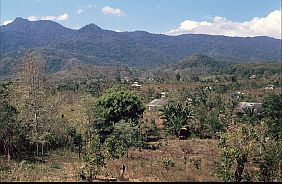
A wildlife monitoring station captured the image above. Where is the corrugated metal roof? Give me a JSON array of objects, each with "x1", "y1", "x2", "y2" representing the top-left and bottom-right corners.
[{"x1": 235, "y1": 102, "x2": 263, "y2": 113}]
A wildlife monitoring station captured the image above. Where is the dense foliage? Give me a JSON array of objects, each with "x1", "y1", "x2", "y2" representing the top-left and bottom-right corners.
[
  {"x1": 160, "y1": 102, "x2": 194, "y2": 136},
  {"x1": 262, "y1": 93, "x2": 282, "y2": 140}
]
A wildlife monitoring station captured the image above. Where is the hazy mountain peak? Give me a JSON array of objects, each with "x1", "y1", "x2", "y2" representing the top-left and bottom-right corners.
[
  {"x1": 79, "y1": 23, "x2": 102, "y2": 32},
  {"x1": 2, "y1": 17, "x2": 29, "y2": 28},
  {"x1": 13, "y1": 17, "x2": 28, "y2": 22}
]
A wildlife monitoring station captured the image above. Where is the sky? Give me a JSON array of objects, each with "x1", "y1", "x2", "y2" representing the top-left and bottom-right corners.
[{"x1": 1, "y1": 0, "x2": 281, "y2": 38}]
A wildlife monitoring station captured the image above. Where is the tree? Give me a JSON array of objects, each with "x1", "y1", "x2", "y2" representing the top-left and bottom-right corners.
[
  {"x1": 254, "y1": 137, "x2": 281, "y2": 182},
  {"x1": 66, "y1": 126, "x2": 83, "y2": 158},
  {"x1": 94, "y1": 87, "x2": 144, "y2": 123},
  {"x1": 104, "y1": 121, "x2": 132, "y2": 159},
  {"x1": 92, "y1": 87, "x2": 145, "y2": 142},
  {"x1": 160, "y1": 102, "x2": 194, "y2": 137},
  {"x1": 81, "y1": 134, "x2": 106, "y2": 181},
  {"x1": 83, "y1": 88, "x2": 145, "y2": 179},
  {"x1": 176, "y1": 73, "x2": 181, "y2": 81},
  {"x1": 16, "y1": 52, "x2": 47, "y2": 156},
  {"x1": 143, "y1": 119, "x2": 160, "y2": 142},
  {"x1": 214, "y1": 123, "x2": 282, "y2": 182},
  {"x1": 0, "y1": 82, "x2": 22, "y2": 160},
  {"x1": 187, "y1": 87, "x2": 229, "y2": 139},
  {"x1": 215, "y1": 124, "x2": 256, "y2": 182},
  {"x1": 14, "y1": 51, "x2": 67, "y2": 157},
  {"x1": 262, "y1": 93, "x2": 282, "y2": 140}
]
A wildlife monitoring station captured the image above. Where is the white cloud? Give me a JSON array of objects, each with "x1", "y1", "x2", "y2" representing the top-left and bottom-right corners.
[
  {"x1": 76, "y1": 9, "x2": 83, "y2": 14},
  {"x1": 27, "y1": 15, "x2": 38, "y2": 21},
  {"x1": 27, "y1": 13, "x2": 69, "y2": 22},
  {"x1": 165, "y1": 9, "x2": 281, "y2": 39},
  {"x1": 56, "y1": 13, "x2": 69, "y2": 21},
  {"x1": 41, "y1": 15, "x2": 56, "y2": 21},
  {"x1": 101, "y1": 6, "x2": 125, "y2": 17},
  {"x1": 3, "y1": 20, "x2": 13, "y2": 25}
]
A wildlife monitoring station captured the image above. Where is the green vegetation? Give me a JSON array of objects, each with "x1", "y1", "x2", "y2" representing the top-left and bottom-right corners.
[
  {"x1": 0, "y1": 51, "x2": 281, "y2": 182},
  {"x1": 262, "y1": 93, "x2": 282, "y2": 140},
  {"x1": 0, "y1": 82, "x2": 22, "y2": 161},
  {"x1": 215, "y1": 123, "x2": 281, "y2": 182},
  {"x1": 160, "y1": 102, "x2": 194, "y2": 137}
]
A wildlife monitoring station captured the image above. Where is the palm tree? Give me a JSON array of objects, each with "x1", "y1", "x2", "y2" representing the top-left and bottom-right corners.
[{"x1": 159, "y1": 102, "x2": 194, "y2": 136}]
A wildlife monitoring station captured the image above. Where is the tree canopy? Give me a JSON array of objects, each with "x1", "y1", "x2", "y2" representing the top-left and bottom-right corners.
[{"x1": 93, "y1": 87, "x2": 145, "y2": 124}]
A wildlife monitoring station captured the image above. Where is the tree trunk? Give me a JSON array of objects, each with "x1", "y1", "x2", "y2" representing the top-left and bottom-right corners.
[
  {"x1": 41, "y1": 143, "x2": 44, "y2": 161},
  {"x1": 280, "y1": 160, "x2": 282, "y2": 182},
  {"x1": 7, "y1": 146, "x2": 11, "y2": 161},
  {"x1": 119, "y1": 164, "x2": 126, "y2": 181},
  {"x1": 235, "y1": 154, "x2": 247, "y2": 182},
  {"x1": 4, "y1": 142, "x2": 11, "y2": 161},
  {"x1": 235, "y1": 163, "x2": 245, "y2": 182},
  {"x1": 36, "y1": 142, "x2": 39, "y2": 157},
  {"x1": 88, "y1": 121, "x2": 92, "y2": 150},
  {"x1": 78, "y1": 145, "x2": 82, "y2": 159}
]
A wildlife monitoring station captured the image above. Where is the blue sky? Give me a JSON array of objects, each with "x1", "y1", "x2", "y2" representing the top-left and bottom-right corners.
[{"x1": 1, "y1": 0, "x2": 281, "y2": 38}]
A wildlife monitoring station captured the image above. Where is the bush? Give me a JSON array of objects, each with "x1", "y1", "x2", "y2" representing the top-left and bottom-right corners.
[
  {"x1": 49, "y1": 162, "x2": 62, "y2": 169},
  {"x1": 162, "y1": 158, "x2": 175, "y2": 169}
]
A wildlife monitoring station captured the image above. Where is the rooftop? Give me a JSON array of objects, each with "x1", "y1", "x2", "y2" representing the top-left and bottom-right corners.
[
  {"x1": 147, "y1": 98, "x2": 169, "y2": 107},
  {"x1": 235, "y1": 102, "x2": 263, "y2": 113}
]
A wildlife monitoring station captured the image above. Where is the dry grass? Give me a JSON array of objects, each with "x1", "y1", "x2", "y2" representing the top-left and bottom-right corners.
[
  {"x1": 106, "y1": 138, "x2": 220, "y2": 182},
  {"x1": 0, "y1": 149, "x2": 84, "y2": 182},
  {"x1": 0, "y1": 139, "x2": 221, "y2": 182}
]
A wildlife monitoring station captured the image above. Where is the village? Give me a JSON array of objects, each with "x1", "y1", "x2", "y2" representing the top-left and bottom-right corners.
[
  {"x1": 0, "y1": 54, "x2": 281, "y2": 183},
  {"x1": 0, "y1": 0, "x2": 281, "y2": 181}
]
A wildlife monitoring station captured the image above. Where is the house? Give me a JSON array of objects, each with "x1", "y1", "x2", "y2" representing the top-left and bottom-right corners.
[
  {"x1": 124, "y1": 77, "x2": 129, "y2": 82},
  {"x1": 187, "y1": 98, "x2": 193, "y2": 103},
  {"x1": 265, "y1": 86, "x2": 274, "y2": 90},
  {"x1": 160, "y1": 92, "x2": 168, "y2": 98},
  {"x1": 265, "y1": 84, "x2": 274, "y2": 90},
  {"x1": 186, "y1": 98, "x2": 193, "y2": 105},
  {"x1": 131, "y1": 81, "x2": 141, "y2": 88},
  {"x1": 234, "y1": 102, "x2": 263, "y2": 116},
  {"x1": 147, "y1": 98, "x2": 169, "y2": 112},
  {"x1": 204, "y1": 86, "x2": 212, "y2": 91},
  {"x1": 249, "y1": 75, "x2": 256, "y2": 79}
]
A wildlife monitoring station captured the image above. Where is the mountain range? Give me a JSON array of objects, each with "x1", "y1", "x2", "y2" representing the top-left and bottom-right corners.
[{"x1": 0, "y1": 17, "x2": 281, "y2": 77}]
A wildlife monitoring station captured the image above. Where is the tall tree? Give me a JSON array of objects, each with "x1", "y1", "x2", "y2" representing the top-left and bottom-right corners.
[
  {"x1": 92, "y1": 87, "x2": 145, "y2": 142},
  {"x1": 81, "y1": 88, "x2": 145, "y2": 179},
  {"x1": 262, "y1": 93, "x2": 282, "y2": 140},
  {"x1": 16, "y1": 52, "x2": 48, "y2": 156},
  {"x1": 0, "y1": 82, "x2": 21, "y2": 160}
]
